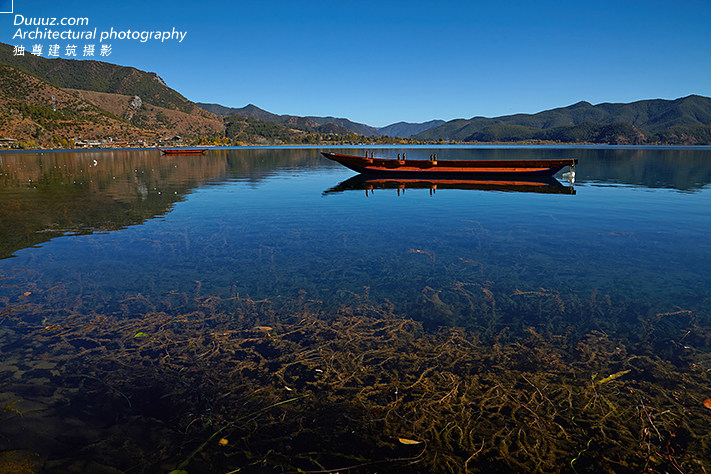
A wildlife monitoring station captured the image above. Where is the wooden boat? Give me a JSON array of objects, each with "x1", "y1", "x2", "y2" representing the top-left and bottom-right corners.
[
  {"x1": 158, "y1": 148, "x2": 207, "y2": 155},
  {"x1": 322, "y1": 152, "x2": 577, "y2": 177},
  {"x1": 323, "y1": 175, "x2": 575, "y2": 196}
]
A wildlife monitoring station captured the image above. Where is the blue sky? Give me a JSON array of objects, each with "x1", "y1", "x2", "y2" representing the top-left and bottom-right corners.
[{"x1": 2, "y1": 0, "x2": 710, "y2": 127}]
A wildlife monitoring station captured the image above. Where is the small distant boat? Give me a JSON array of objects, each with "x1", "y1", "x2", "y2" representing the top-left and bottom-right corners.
[
  {"x1": 158, "y1": 148, "x2": 207, "y2": 155},
  {"x1": 322, "y1": 152, "x2": 577, "y2": 177}
]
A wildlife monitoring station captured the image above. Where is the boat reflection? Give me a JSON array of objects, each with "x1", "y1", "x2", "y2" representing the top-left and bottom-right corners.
[{"x1": 323, "y1": 175, "x2": 576, "y2": 196}]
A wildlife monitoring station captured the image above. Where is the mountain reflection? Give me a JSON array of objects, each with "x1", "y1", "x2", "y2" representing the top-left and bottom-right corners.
[
  {"x1": 568, "y1": 147, "x2": 711, "y2": 190},
  {"x1": 0, "y1": 148, "x2": 330, "y2": 259},
  {"x1": 0, "y1": 151, "x2": 196, "y2": 258}
]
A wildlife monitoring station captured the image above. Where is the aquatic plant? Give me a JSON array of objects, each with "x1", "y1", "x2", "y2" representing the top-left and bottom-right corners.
[{"x1": 0, "y1": 281, "x2": 710, "y2": 472}]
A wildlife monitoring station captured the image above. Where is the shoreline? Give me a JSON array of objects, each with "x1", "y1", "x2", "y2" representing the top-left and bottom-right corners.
[{"x1": 3, "y1": 143, "x2": 711, "y2": 153}]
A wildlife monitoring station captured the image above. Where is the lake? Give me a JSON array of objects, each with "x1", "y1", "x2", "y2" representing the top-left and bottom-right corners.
[{"x1": 1, "y1": 146, "x2": 710, "y2": 473}]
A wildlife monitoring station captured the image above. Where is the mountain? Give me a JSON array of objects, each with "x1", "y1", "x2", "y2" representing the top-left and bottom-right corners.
[
  {"x1": 414, "y1": 96, "x2": 711, "y2": 144},
  {"x1": 222, "y1": 114, "x2": 359, "y2": 144},
  {"x1": 1, "y1": 41, "x2": 367, "y2": 145},
  {"x1": 0, "y1": 63, "x2": 153, "y2": 145},
  {"x1": 66, "y1": 89, "x2": 226, "y2": 138},
  {"x1": 199, "y1": 103, "x2": 281, "y2": 121},
  {"x1": 3, "y1": 41, "x2": 709, "y2": 145},
  {"x1": 303, "y1": 115, "x2": 381, "y2": 136},
  {"x1": 377, "y1": 120, "x2": 446, "y2": 138},
  {"x1": 0, "y1": 43, "x2": 194, "y2": 113},
  {"x1": 0, "y1": 42, "x2": 225, "y2": 143},
  {"x1": 198, "y1": 102, "x2": 446, "y2": 138},
  {"x1": 198, "y1": 102, "x2": 382, "y2": 136}
]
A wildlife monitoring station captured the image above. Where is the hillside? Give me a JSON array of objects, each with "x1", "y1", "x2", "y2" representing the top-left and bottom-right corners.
[
  {"x1": 0, "y1": 42, "x2": 225, "y2": 143},
  {"x1": 0, "y1": 64, "x2": 154, "y2": 145},
  {"x1": 377, "y1": 120, "x2": 446, "y2": 138},
  {"x1": 0, "y1": 43, "x2": 192, "y2": 113},
  {"x1": 1, "y1": 41, "x2": 370, "y2": 145},
  {"x1": 222, "y1": 114, "x2": 362, "y2": 144},
  {"x1": 414, "y1": 96, "x2": 711, "y2": 144},
  {"x1": 198, "y1": 102, "x2": 447, "y2": 138},
  {"x1": 0, "y1": 55, "x2": 359, "y2": 146},
  {"x1": 198, "y1": 102, "x2": 381, "y2": 136},
  {"x1": 66, "y1": 89, "x2": 225, "y2": 137},
  {"x1": 199, "y1": 103, "x2": 280, "y2": 121}
]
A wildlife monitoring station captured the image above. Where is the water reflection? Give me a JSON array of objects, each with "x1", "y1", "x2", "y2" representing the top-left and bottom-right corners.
[
  {"x1": 323, "y1": 175, "x2": 576, "y2": 196},
  {"x1": 0, "y1": 150, "x2": 227, "y2": 259},
  {"x1": 0, "y1": 148, "x2": 328, "y2": 259},
  {"x1": 0, "y1": 146, "x2": 708, "y2": 264},
  {"x1": 568, "y1": 147, "x2": 711, "y2": 191},
  {"x1": 326, "y1": 147, "x2": 711, "y2": 191}
]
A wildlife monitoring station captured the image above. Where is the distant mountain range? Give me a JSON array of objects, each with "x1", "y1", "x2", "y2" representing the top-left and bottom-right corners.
[
  {"x1": 197, "y1": 102, "x2": 445, "y2": 138},
  {"x1": 378, "y1": 120, "x2": 447, "y2": 138},
  {"x1": 1, "y1": 41, "x2": 710, "y2": 145},
  {"x1": 413, "y1": 95, "x2": 711, "y2": 144},
  {"x1": 197, "y1": 102, "x2": 375, "y2": 136}
]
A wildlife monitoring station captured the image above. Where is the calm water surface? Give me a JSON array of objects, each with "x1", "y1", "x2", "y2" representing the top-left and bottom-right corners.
[
  {"x1": 1, "y1": 146, "x2": 710, "y2": 472},
  {"x1": 2, "y1": 147, "x2": 709, "y2": 316}
]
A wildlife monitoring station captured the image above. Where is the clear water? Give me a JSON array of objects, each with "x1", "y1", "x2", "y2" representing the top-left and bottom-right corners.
[
  {"x1": 1, "y1": 146, "x2": 710, "y2": 471},
  {"x1": 2, "y1": 147, "x2": 709, "y2": 322}
]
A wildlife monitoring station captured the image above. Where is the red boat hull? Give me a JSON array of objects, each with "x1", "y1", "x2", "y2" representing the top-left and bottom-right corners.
[{"x1": 322, "y1": 152, "x2": 577, "y2": 177}]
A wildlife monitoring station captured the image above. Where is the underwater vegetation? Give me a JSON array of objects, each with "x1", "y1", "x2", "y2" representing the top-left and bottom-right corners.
[{"x1": 1, "y1": 280, "x2": 711, "y2": 473}]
